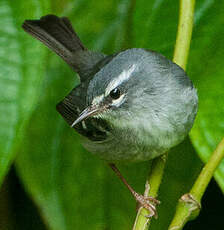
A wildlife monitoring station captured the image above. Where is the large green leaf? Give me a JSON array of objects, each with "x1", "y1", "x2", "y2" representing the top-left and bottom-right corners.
[
  {"x1": 188, "y1": 1, "x2": 224, "y2": 192},
  {"x1": 0, "y1": 0, "x2": 51, "y2": 185},
  {"x1": 14, "y1": 0, "x2": 202, "y2": 230},
  {"x1": 7, "y1": 0, "x2": 223, "y2": 229},
  {"x1": 133, "y1": 0, "x2": 224, "y2": 191}
]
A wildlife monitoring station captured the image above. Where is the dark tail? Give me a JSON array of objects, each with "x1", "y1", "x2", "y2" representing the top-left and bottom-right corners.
[{"x1": 22, "y1": 14, "x2": 86, "y2": 72}]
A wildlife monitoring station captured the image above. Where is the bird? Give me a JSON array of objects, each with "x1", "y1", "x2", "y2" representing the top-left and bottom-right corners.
[{"x1": 22, "y1": 14, "x2": 198, "y2": 217}]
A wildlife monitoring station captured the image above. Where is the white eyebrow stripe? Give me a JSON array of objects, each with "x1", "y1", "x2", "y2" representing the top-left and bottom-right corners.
[{"x1": 105, "y1": 64, "x2": 137, "y2": 95}]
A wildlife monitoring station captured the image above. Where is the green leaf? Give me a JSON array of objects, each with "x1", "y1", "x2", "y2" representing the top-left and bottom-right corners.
[
  {"x1": 133, "y1": 0, "x2": 224, "y2": 191},
  {"x1": 6, "y1": 0, "x2": 223, "y2": 229},
  {"x1": 15, "y1": 59, "x2": 202, "y2": 230},
  {"x1": 0, "y1": 0, "x2": 51, "y2": 185},
  {"x1": 188, "y1": 0, "x2": 224, "y2": 192},
  {"x1": 14, "y1": 0, "x2": 203, "y2": 230}
]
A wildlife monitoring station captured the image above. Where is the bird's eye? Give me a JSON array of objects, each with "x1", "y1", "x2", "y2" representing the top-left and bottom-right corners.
[{"x1": 109, "y1": 88, "x2": 121, "y2": 100}]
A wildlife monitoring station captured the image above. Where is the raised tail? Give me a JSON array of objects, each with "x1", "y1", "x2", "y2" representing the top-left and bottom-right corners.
[{"x1": 22, "y1": 14, "x2": 104, "y2": 77}]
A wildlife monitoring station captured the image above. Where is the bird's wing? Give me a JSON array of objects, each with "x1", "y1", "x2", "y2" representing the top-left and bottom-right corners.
[
  {"x1": 22, "y1": 14, "x2": 105, "y2": 81},
  {"x1": 56, "y1": 83, "x2": 109, "y2": 141},
  {"x1": 56, "y1": 55, "x2": 116, "y2": 141}
]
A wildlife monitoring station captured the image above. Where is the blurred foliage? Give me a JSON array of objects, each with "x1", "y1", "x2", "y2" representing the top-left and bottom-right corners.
[
  {"x1": 0, "y1": 0, "x2": 49, "y2": 185},
  {"x1": 0, "y1": 0, "x2": 223, "y2": 230}
]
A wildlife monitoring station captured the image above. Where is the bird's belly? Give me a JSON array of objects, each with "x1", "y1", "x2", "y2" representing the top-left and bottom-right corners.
[
  {"x1": 81, "y1": 119, "x2": 187, "y2": 163},
  {"x1": 81, "y1": 133, "x2": 169, "y2": 163}
]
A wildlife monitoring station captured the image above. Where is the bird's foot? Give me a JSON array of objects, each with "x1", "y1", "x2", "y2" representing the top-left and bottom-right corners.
[
  {"x1": 135, "y1": 193, "x2": 160, "y2": 218},
  {"x1": 108, "y1": 164, "x2": 160, "y2": 218}
]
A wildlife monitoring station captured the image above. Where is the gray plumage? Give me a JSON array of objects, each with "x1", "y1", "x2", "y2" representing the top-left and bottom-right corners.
[
  {"x1": 83, "y1": 49, "x2": 198, "y2": 162},
  {"x1": 22, "y1": 15, "x2": 198, "y2": 163}
]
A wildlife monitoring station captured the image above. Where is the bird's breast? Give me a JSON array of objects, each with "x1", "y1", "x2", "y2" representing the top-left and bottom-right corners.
[{"x1": 81, "y1": 120, "x2": 175, "y2": 163}]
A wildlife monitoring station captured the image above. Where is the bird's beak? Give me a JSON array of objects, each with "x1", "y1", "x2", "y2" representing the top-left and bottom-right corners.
[{"x1": 71, "y1": 105, "x2": 105, "y2": 127}]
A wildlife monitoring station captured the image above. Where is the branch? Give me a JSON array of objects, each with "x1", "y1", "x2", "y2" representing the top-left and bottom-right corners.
[
  {"x1": 168, "y1": 138, "x2": 224, "y2": 230},
  {"x1": 173, "y1": 0, "x2": 195, "y2": 69},
  {"x1": 132, "y1": 0, "x2": 195, "y2": 229},
  {"x1": 132, "y1": 155, "x2": 167, "y2": 230}
]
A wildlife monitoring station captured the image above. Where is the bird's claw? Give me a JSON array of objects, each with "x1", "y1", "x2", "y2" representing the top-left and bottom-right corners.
[
  {"x1": 135, "y1": 193, "x2": 160, "y2": 218},
  {"x1": 145, "y1": 196, "x2": 160, "y2": 205}
]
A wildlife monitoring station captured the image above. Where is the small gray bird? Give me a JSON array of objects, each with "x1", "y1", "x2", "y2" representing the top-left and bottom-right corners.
[{"x1": 22, "y1": 15, "x2": 198, "y2": 216}]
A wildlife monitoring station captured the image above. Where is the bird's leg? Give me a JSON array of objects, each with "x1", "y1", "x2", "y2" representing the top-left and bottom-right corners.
[{"x1": 108, "y1": 163, "x2": 160, "y2": 218}]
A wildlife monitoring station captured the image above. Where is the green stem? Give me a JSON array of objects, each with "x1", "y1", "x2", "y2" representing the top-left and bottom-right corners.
[
  {"x1": 173, "y1": 0, "x2": 195, "y2": 69},
  {"x1": 132, "y1": 155, "x2": 167, "y2": 230},
  {"x1": 168, "y1": 138, "x2": 224, "y2": 230},
  {"x1": 132, "y1": 0, "x2": 195, "y2": 229}
]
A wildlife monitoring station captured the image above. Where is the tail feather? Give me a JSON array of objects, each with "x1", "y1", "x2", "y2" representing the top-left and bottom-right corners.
[{"x1": 22, "y1": 15, "x2": 86, "y2": 73}]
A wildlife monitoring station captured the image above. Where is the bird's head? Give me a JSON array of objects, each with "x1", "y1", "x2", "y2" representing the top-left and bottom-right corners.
[
  {"x1": 71, "y1": 48, "x2": 197, "y2": 133},
  {"x1": 71, "y1": 49, "x2": 149, "y2": 127}
]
